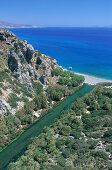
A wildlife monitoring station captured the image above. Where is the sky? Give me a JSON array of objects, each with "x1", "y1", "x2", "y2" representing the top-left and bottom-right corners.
[{"x1": 0, "y1": 0, "x2": 112, "y2": 27}]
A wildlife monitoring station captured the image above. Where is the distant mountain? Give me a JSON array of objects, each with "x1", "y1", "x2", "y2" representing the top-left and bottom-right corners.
[{"x1": 0, "y1": 21, "x2": 39, "y2": 28}]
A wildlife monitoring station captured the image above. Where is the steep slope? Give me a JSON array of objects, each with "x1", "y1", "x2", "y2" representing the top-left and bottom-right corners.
[
  {"x1": 0, "y1": 28, "x2": 57, "y2": 115},
  {"x1": 0, "y1": 29, "x2": 85, "y2": 151},
  {"x1": 0, "y1": 29, "x2": 58, "y2": 150}
]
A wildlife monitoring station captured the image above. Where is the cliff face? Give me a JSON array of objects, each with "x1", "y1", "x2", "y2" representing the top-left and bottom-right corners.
[{"x1": 0, "y1": 29, "x2": 57, "y2": 115}]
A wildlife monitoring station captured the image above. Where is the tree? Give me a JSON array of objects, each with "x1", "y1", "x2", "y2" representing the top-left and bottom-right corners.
[
  {"x1": 57, "y1": 156, "x2": 66, "y2": 167},
  {"x1": 34, "y1": 149, "x2": 48, "y2": 163},
  {"x1": 34, "y1": 92, "x2": 48, "y2": 110},
  {"x1": 36, "y1": 57, "x2": 42, "y2": 65},
  {"x1": 59, "y1": 125, "x2": 71, "y2": 136}
]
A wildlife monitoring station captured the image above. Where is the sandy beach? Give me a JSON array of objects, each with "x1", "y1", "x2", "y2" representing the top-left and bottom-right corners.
[
  {"x1": 75, "y1": 72, "x2": 112, "y2": 85},
  {"x1": 61, "y1": 66, "x2": 112, "y2": 85}
]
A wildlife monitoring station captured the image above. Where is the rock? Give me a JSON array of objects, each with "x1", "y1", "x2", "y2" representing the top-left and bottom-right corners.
[
  {"x1": 5, "y1": 31, "x2": 12, "y2": 37},
  {"x1": 26, "y1": 44, "x2": 34, "y2": 63},
  {"x1": 0, "y1": 99, "x2": 11, "y2": 115},
  {"x1": 18, "y1": 40, "x2": 27, "y2": 55},
  {"x1": 0, "y1": 28, "x2": 59, "y2": 116},
  {"x1": 33, "y1": 70, "x2": 38, "y2": 80},
  {"x1": 28, "y1": 64, "x2": 38, "y2": 80},
  {"x1": 0, "y1": 34, "x2": 6, "y2": 41},
  {"x1": 0, "y1": 50, "x2": 3, "y2": 55},
  {"x1": 0, "y1": 30, "x2": 4, "y2": 35},
  {"x1": 8, "y1": 51, "x2": 21, "y2": 72},
  {"x1": 8, "y1": 50, "x2": 34, "y2": 93},
  {"x1": 39, "y1": 74, "x2": 48, "y2": 85},
  {"x1": 22, "y1": 72, "x2": 34, "y2": 93},
  {"x1": 54, "y1": 134, "x2": 59, "y2": 139}
]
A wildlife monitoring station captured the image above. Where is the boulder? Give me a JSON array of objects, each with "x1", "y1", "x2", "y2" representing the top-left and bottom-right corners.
[
  {"x1": 39, "y1": 74, "x2": 48, "y2": 85},
  {"x1": 26, "y1": 44, "x2": 34, "y2": 63},
  {"x1": 8, "y1": 51, "x2": 21, "y2": 72}
]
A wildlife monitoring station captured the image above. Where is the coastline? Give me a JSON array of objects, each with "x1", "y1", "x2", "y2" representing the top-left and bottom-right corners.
[
  {"x1": 8, "y1": 27, "x2": 112, "y2": 85},
  {"x1": 61, "y1": 66, "x2": 112, "y2": 85},
  {"x1": 75, "y1": 72, "x2": 112, "y2": 85}
]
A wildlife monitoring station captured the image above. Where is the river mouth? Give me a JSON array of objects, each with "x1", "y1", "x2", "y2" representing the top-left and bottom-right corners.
[{"x1": 0, "y1": 84, "x2": 95, "y2": 170}]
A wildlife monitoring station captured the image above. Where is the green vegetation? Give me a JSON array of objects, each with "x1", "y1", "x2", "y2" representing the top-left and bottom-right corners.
[
  {"x1": 36, "y1": 57, "x2": 42, "y2": 65},
  {"x1": 8, "y1": 93, "x2": 20, "y2": 108},
  {"x1": 58, "y1": 74, "x2": 84, "y2": 87},
  {"x1": 0, "y1": 66, "x2": 85, "y2": 153},
  {"x1": 0, "y1": 114, "x2": 21, "y2": 150},
  {"x1": 34, "y1": 92, "x2": 48, "y2": 110},
  {"x1": 47, "y1": 68, "x2": 85, "y2": 102},
  {"x1": 0, "y1": 89, "x2": 2, "y2": 95},
  {"x1": 6, "y1": 84, "x2": 112, "y2": 170},
  {"x1": 51, "y1": 67, "x2": 84, "y2": 86},
  {"x1": 47, "y1": 85, "x2": 70, "y2": 101},
  {"x1": 0, "y1": 85, "x2": 94, "y2": 170},
  {"x1": 0, "y1": 71, "x2": 10, "y2": 82},
  {"x1": 36, "y1": 65, "x2": 39, "y2": 70},
  {"x1": 32, "y1": 80, "x2": 43, "y2": 95}
]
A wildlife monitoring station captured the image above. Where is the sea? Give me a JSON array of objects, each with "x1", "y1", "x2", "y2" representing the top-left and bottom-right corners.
[{"x1": 9, "y1": 27, "x2": 112, "y2": 80}]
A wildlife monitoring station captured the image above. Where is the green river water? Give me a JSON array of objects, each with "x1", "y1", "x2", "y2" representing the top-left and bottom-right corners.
[{"x1": 0, "y1": 84, "x2": 95, "y2": 169}]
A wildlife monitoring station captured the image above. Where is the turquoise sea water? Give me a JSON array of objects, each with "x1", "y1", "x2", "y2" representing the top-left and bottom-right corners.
[{"x1": 9, "y1": 27, "x2": 112, "y2": 79}]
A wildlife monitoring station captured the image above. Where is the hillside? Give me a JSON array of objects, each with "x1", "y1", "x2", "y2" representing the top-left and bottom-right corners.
[
  {"x1": 0, "y1": 28, "x2": 57, "y2": 115},
  {"x1": 0, "y1": 28, "x2": 112, "y2": 170},
  {"x1": 0, "y1": 28, "x2": 84, "y2": 151}
]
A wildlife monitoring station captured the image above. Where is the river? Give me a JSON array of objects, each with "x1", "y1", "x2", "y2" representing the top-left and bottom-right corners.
[{"x1": 0, "y1": 84, "x2": 95, "y2": 169}]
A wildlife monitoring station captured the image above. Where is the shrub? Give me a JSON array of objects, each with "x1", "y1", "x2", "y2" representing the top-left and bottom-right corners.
[
  {"x1": 34, "y1": 92, "x2": 48, "y2": 110},
  {"x1": 91, "y1": 151, "x2": 108, "y2": 160},
  {"x1": 103, "y1": 129, "x2": 112, "y2": 138},
  {"x1": 47, "y1": 85, "x2": 66, "y2": 101},
  {"x1": 57, "y1": 156, "x2": 66, "y2": 167},
  {"x1": 32, "y1": 81, "x2": 43, "y2": 95},
  {"x1": 36, "y1": 65, "x2": 39, "y2": 70},
  {"x1": 36, "y1": 57, "x2": 42, "y2": 65},
  {"x1": 8, "y1": 93, "x2": 20, "y2": 108},
  {"x1": 51, "y1": 67, "x2": 63, "y2": 77}
]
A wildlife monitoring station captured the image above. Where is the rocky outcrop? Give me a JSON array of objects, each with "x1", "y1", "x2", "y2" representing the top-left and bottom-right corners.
[
  {"x1": 8, "y1": 51, "x2": 21, "y2": 72},
  {"x1": 0, "y1": 28, "x2": 57, "y2": 87},
  {"x1": 8, "y1": 50, "x2": 34, "y2": 93},
  {"x1": 0, "y1": 28, "x2": 58, "y2": 115},
  {"x1": 39, "y1": 74, "x2": 48, "y2": 86},
  {"x1": 0, "y1": 29, "x2": 15, "y2": 42},
  {"x1": 26, "y1": 44, "x2": 34, "y2": 63}
]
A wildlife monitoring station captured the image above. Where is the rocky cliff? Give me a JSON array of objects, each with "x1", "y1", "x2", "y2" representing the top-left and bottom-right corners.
[{"x1": 0, "y1": 28, "x2": 57, "y2": 115}]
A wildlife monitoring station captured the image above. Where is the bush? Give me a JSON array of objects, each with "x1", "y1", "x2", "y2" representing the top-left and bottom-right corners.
[
  {"x1": 57, "y1": 156, "x2": 66, "y2": 167},
  {"x1": 59, "y1": 125, "x2": 71, "y2": 136},
  {"x1": 32, "y1": 81, "x2": 43, "y2": 95},
  {"x1": 8, "y1": 93, "x2": 20, "y2": 108},
  {"x1": 34, "y1": 92, "x2": 48, "y2": 110},
  {"x1": 103, "y1": 129, "x2": 112, "y2": 138},
  {"x1": 47, "y1": 85, "x2": 64, "y2": 101},
  {"x1": 91, "y1": 151, "x2": 108, "y2": 160},
  {"x1": 0, "y1": 71, "x2": 9, "y2": 82},
  {"x1": 62, "y1": 148, "x2": 70, "y2": 158},
  {"x1": 36, "y1": 57, "x2": 42, "y2": 65},
  {"x1": 36, "y1": 65, "x2": 39, "y2": 70}
]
